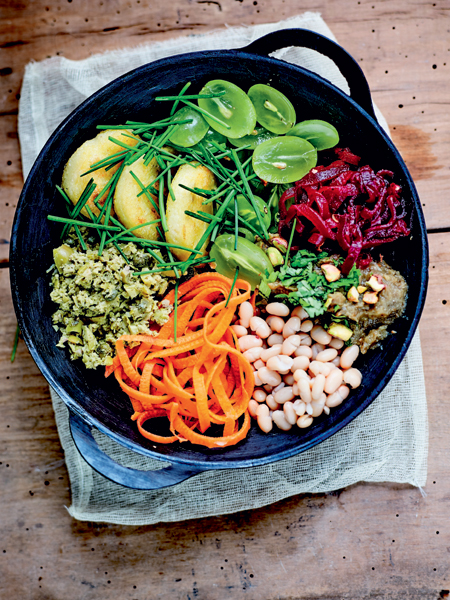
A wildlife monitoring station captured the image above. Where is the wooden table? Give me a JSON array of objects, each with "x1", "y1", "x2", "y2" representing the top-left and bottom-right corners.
[{"x1": 1, "y1": 1, "x2": 449, "y2": 598}]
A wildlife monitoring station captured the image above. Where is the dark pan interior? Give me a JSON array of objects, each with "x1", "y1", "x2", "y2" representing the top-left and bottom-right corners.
[{"x1": 10, "y1": 50, "x2": 428, "y2": 470}]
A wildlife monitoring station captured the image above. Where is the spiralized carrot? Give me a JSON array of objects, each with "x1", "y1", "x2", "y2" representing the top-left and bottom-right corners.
[{"x1": 107, "y1": 272, "x2": 254, "y2": 448}]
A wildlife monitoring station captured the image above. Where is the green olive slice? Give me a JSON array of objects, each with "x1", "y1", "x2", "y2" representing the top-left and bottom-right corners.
[
  {"x1": 248, "y1": 84, "x2": 296, "y2": 134},
  {"x1": 286, "y1": 119, "x2": 339, "y2": 151},
  {"x1": 252, "y1": 136, "x2": 317, "y2": 184}
]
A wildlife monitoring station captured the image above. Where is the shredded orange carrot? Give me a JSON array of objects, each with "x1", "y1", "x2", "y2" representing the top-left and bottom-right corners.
[{"x1": 108, "y1": 272, "x2": 254, "y2": 448}]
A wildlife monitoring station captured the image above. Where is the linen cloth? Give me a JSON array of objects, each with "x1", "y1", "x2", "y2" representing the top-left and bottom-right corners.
[{"x1": 18, "y1": 12, "x2": 428, "y2": 525}]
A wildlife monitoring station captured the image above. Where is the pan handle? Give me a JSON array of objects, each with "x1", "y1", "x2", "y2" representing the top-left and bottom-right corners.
[
  {"x1": 241, "y1": 28, "x2": 377, "y2": 121},
  {"x1": 69, "y1": 411, "x2": 204, "y2": 490}
]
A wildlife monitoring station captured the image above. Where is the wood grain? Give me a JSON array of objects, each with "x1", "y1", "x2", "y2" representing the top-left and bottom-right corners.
[{"x1": 1, "y1": 1, "x2": 450, "y2": 598}]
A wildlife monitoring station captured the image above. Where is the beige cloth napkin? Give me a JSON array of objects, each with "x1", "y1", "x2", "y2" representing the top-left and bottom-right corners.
[{"x1": 19, "y1": 12, "x2": 428, "y2": 525}]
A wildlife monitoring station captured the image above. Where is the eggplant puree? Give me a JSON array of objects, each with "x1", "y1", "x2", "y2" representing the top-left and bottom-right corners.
[{"x1": 327, "y1": 260, "x2": 408, "y2": 353}]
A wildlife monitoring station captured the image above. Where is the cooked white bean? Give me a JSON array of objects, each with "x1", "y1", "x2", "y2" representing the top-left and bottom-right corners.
[
  {"x1": 305, "y1": 403, "x2": 314, "y2": 415},
  {"x1": 266, "y1": 315, "x2": 285, "y2": 333},
  {"x1": 292, "y1": 383, "x2": 299, "y2": 396},
  {"x1": 282, "y1": 317, "x2": 301, "y2": 338},
  {"x1": 283, "y1": 373, "x2": 295, "y2": 386},
  {"x1": 308, "y1": 360, "x2": 323, "y2": 376},
  {"x1": 281, "y1": 334, "x2": 302, "y2": 356},
  {"x1": 249, "y1": 316, "x2": 271, "y2": 339},
  {"x1": 324, "y1": 368, "x2": 344, "y2": 395},
  {"x1": 243, "y1": 346, "x2": 263, "y2": 363},
  {"x1": 263, "y1": 384, "x2": 272, "y2": 392},
  {"x1": 253, "y1": 372, "x2": 263, "y2": 387},
  {"x1": 300, "y1": 319, "x2": 313, "y2": 333},
  {"x1": 329, "y1": 337, "x2": 345, "y2": 350},
  {"x1": 297, "y1": 378, "x2": 312, "y2": 404},
  {"x1": 325, "y1": 384, "x2": 350, "y2": 407},
  {"x1": 310, "y1": 325, "x2": 332, "y2": 345},
  {"x1": 293, "y1": 399, "x2": 307, "y2": 416},
  {"x1": 311, "y1": 343, "x2": 325, "y2": 360},
  {"x1": 260, "y1": 344, "x2": 282, "y2": 362},
  {"x1": 253, "y1": 388, "x2": 267, "y2": 402},
  {"x1": 291, "y1": 355, "x2": 310, "y2": 372},
  {"x1": 320, "y1": 363, "x2": 335, "y2": 376},
  {"x1": 272, "y1": 410, "x2": 292, "y2": 431},
  {"x1": 291, "y1": 306, "x2": 309, "y2": 320},
  {"x1": 297, "y1": 414, "x2": 314, "y2": 428},
  {"x1": 299, "y1": 333, "x2": 312, "y2": 346},
  {"x1": 253, "y1": 359, "x2": 265, "y2": 371},
  {"x1": 293, "y1": 368, "x2": 309, "y2": 382},
  {"x1": 340, "y1": 345, "x2": 360, "y2": 369},
  {"x1": 323, "y1": 405, "x2": 330, "y2": 415},
  {"x1": 312, "y1": 373, "x2": 325, "y2": 401},
  {"x1": 248, "y1": 399, "x2": 259, "y2": 417},
  {"x1": 274, "y1": 386, "x2": 295, "y2": 404},
  {"x1": 266, "y1": 354, "x2": 293, "y2": 373},
  {"x1": 294, "y1": 345, "x2": 313, "y2": 359},
  {"x1": 266, "y1": 302, "x2": 290, "y2": 317},
  {"x1": 316, "y1": 348, "x2": 338, "y2": 363},
  {"x1": 338, "y1": 385, "x2": 350, "y2": 400},
  {"x1": 308, "y1": 376, "x2": 315, "y2": 389},
  {"x1": 310, "y1": 394, "x2": 326, "y2": 417},
  {"x1": 343, "y1": 367, "x2": 362, "y2": 388},
  {"x1": 331, "y1": 356, "x2": 341, "y2": 367},
  {"x1": 239, "y1": 301, "x2": 254, "y2": 328},
  {"x1": 258, "y1": 367, "x2": 282, "y2": 387},
  {"x1": 266, "y1": 394, "x2": 279, "y2": 410},
  {"x1": 283, "y1": 402, "x2": 298, "y2": 425},
  {"x1": 257, "y1": 414, "x2": 273, "y2": 433},
  {"x1": 238, "y1": 335, "x2": 263, "y2": 352},
  {"x1": 267, "y1": 333, "x2": 284, "y2": 346},
  {"x1": 256, "y1": 403, "x2": 270, "y2": 418},
  {"x1": 231, "y1": 324, "x2": 248, "y2": 338}
]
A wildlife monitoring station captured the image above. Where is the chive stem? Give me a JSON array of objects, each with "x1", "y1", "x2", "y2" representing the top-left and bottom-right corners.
[{"x1": 225, "y1": 267, "x2": 239, "y2": 308}]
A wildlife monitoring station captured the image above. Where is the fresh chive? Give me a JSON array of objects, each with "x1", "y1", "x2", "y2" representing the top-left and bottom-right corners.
[
  {"x1": 283, "y1": 219, "x2": 296, "y2": 273},
  {"x1": 48, "y1": 215, "x2": 122, "y2": 231},
  {"x1": 234, "y1": 197, "x2": 238, "y2": 251},
  {"x1": 174, "y1": 278, "x2": 179, "y2": 343},
  {"x1": 170, "y1": 81, "x2": 191, "y2": 116},
  {"x1": 225, "y1": 267, "x2": 239, "y2": 308},
  {"x1": 192, "y1": 189, "x2": 235, "y2": 253},
  {"x1": 157, "y1": 91, "x2": 226, "y2": 102},
  {"x1": 105, "y1": 219, "x2": 162, "y2": 245},
  {"x1": 180, "y1": 99, "x2": 231, "y2": 130},
  {"x1": 129, "y1": 171, "x2": 159, "y2": 213},
  {"x1": 10, "y1": 323, "x2": 20, "y2": 362},
  {"x1": 80, "y1": 151, "x2": 128, "y2": 176},
  {"x1": 178, "y1": 183, "x2": 211, "y2": 199},
  {"x1": 159, "y1": 173, "x2": 168, "y2": 233}
]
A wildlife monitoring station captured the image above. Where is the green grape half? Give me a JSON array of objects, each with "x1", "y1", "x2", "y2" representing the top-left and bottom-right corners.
[
  {"x1": 252, "y1": 136, "x2": 317, "y2": 184},
  {"x1": 235, "y1": 193, "x2": 271, "y2": 234},
  {"x1": 228, "y1": 126, "x2": 278, "y2": 149},
  {"x1": 192, "y1": 127, "x2": 227, "y2": 151},
  {"x1": 248, "y1": 84, "x2": 296, "y2": 134},
  {"x1": 286, "y1": 119, "x2": 339, "y2": 151},
  {"x1": 198, "y1": 80, "x2": 256, "y2": 139},
  {"x1": 168, "y1": 106, "x2": 209, "y2": 147}
]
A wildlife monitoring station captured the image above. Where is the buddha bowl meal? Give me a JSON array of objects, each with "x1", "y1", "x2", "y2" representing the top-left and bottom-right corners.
[{"x1": 46, "y1": 78, "x2": 412, "y2": 449}]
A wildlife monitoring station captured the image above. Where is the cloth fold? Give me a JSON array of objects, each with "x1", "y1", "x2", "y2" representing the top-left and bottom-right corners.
[{"x1": 19, "y1": 12, "x2": 428, "y2": 525}]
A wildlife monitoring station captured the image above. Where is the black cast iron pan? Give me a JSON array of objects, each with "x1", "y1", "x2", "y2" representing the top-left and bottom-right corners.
[{"x1": 10, "y1": 29, "x2": 428, "y2": 489}]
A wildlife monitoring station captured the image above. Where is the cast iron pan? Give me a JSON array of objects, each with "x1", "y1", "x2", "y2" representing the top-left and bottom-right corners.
[{"x1": 10, "y1": 29, "x2": 428, "y2": 489}]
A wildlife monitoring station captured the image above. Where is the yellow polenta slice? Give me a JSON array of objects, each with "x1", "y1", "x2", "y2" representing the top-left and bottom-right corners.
[
  {"x1": 114, "y1": 155, "x2": 161, "y2": 241},
  {"x1": 166, "y1": 163, "x2": 216, "y2": 262},
  {"x1": 61, "y1": 129, "x2": 139, "y2": 219}
]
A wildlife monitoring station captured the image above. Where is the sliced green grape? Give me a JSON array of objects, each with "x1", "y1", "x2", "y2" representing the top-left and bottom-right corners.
[
  {"x1": 248, "y1": 84, "x2": 296, "y2": 134},
  {"x1": 168, "y1": 106, "x2": 209, "y2": 147},
  {"x1": 193, "y1": 127, "x2": 227, "y2": 151},
  {"x1": 286, "y1": 119, "x2": 339, "y2": 151},
  {"x1": 228, "y1": 126, "x2": 278, "y2": 149},
  {"x1": 198, "y1": 80, "x2": 256, "y2": 139},
  {"x1": 235, "y1": 193, "x2": 271, "y2": 233},
  {"x1": 252, "y1": 136, "x2": 317, "y2": 184}
]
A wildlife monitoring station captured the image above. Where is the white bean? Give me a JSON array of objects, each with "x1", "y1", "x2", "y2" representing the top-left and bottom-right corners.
[
  {"x1": 324, "y1": 368, "x2": 344, "y2": 395},
  {"x1": 266, "y1": 302, "x2": 290, "y2": 317},
  {"x1": 248, "y1": 399, "x2": 259, "y2": 417},
  {"x1": 297, "y1": 414, "x2": 313, "y2": 428},
  {"x1": 243, "y1": 346, "x2": 263, "y2": 363},
  {"x1": 305, "y1": 403, "x2": 314, "y2": 415},
  {"x1": 299, "y1": 333, "x2": 312, "y2": 346},
  {"x1": 329, "y1": 337, "x2": 345, "y2": 350},
  {"x1": 283, "y1": 373, "x2": 295, "y2": 386},
  {"x1": 238, "y1": 335, "x2": 263, "y2": 352},
  {"x1": 320, "y1": 363, "x2": 334, "y2": 377},
  {"x1": 253, "y1": 372, "x2": 263, "y2": 387},
  {"x1": 282, "y1": 317, "x2": 301, "y2": 338},
  {"x1": 263, "y1": 384, "x2": 273, "y2": 393},
  {"x1": 308, "y1": 360, "x2": 324, "y2": 376},
  {"x1": 260, "y1": 344, "x2": 282, "y2": 362},
  {"x1": 272, "y1": 410, "x2": 292, "y2": 431},
  {"x1": 325, "y1": 385, "x2": 350, "y2": 408},
  {"x1": 283, "y1": 402, "x2": 298, "y2": 425},
  {"x1": 340, "y1": 345, "x2": 360, "y2": 369},
  {"x1": 293, "y1": 368, "x2": 309, "y2": 382},
  {"x1": 249, "y1": 316, "x2": 271, "y2": 339},
  {"x1": 312, "y1": 373, "x2": 326, "y2": 401},
  {"x1": 252, "y1": 388, "x2": 267, "y2": 402},
  {"x1": 310, "y1": 324, "x2": 332, "y2": 345},
  {"x1": 291, "y1": 306, "x2": 309, "y2": 320},
  {"x1": 293, "y1": 399, "x2": 306, "y2": 416},
  {"x1": 338, "y1": 385, "x2": 350, "y2": 400},
  {"x1": 253, "y1": 359, "x2": 265, "y2": 371},
  {"x1": 331, "y1": 357, "x2": 341, "y2": 367},
  {"x1": 274, "y1": 386, "x2": 295, "y2": 404},
  {"x1": 300, "y1": 319, "x2": 313, "y2": 333},
  {"x1": 323, "y1": 405, "x2": 330, "y2": 415},
  {"x1": 281, "y1": 334, "x2": 302, "y2": 356},
  {"x1": 267, "y1": 333, "x2": 284, "y2": 346},
  {"x1": 266, "y1": 315, "x2": 285, "y2": 333},
  {"x1": 231, "y1": 324, "x2": 248, "y2": 338},
  {"x1": 316, "y1": 348, "x2": 338, "y2": 363},
  {"x1": 266, "y1": 354, "x2": 294, "y2": 373},
  {"x1": 257, "y1": 415, "x2": 273, "y2": 433},
  {"x1": 266, "y1": 394, "x2": 279, "y2": 410},
  {"x1": 239, "y1": 301, "x2": 254, "y2": 328},
  {"x1": 297, "y1": 378, "x2": 312, "y2": 404},
  {"x1": 291, "y1": 355, "x2": 310, "y2": 372},
  {"x1": 343, "y1": 367, "x2": 362, "y2": 389},
  {"x1": 258, "y1": 367, "x2": 282, "y2": 387},
  {"x1": 256, "y1": 403, "x2": 270, "y2": 417},
  {"x1": 310, "y1": 393, "x2": 326, "y2": 417},
  {"x1": 294, "y1": 345, "x2": 313, "y2": 358},
  {"x1": 311, "y1": 343, "x2": 325, "y2": 360}
]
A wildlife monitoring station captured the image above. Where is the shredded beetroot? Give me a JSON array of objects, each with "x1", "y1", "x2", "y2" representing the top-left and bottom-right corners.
[{"x1": 278, "y1": 147, "x2": 411, "y2": 273}]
